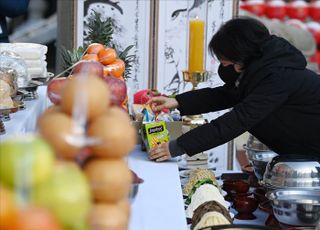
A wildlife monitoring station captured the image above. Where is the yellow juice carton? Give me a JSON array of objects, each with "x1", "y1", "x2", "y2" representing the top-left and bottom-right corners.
[{"x1": 141, "y1": 121, "x2": 169, "y2": 151}]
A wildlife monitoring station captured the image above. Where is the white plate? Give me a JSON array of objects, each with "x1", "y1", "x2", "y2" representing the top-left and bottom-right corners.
[
  {"x1": 179, "y1": 169, "x2": 223, "y2": 179},
  {"x1": 178, "y1": 161, "x2": 216, "y2": 170}
]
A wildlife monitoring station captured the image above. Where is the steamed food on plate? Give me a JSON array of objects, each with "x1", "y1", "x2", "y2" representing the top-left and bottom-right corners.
[
  {"x1": 191, "y1": 200, "x2": 233, "y2": 230},
  {"x1": 183, "y1": 169, "x2": 218, "y2": 196},
  {"x1": 186, "y1": 184, "x2": 230, "y2": 218}
]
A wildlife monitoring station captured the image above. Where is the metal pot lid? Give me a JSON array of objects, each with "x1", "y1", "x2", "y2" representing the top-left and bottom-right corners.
[{"x1": 244, "y1": 135, "x2": 270, "y2": 151}]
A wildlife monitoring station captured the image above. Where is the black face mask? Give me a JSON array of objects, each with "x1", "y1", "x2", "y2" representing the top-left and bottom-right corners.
[{"x1": 218, "y1": 64, "x2": 241, "y2": 85}]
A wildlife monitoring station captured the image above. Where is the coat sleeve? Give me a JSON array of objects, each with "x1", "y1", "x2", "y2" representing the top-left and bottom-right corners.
[
  {"x1": 176, "y1": 74, "x2": 289, "y2": 155},
  {"x1": 175, "y1": 84, "x2": 239, "y2": 115},
  {"x1": 0, "y1": 0, "x2": 30, "y2": 18}
]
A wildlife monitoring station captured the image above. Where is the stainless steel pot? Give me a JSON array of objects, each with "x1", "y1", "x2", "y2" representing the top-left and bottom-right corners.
[{"x1": 262, "y1": 155, "x2": 320, "y2": 190}]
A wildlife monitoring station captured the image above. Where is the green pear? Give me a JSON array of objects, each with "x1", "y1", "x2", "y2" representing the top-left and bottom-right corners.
[
  {"x1": 0, "y1": 135, "x2": 55, "y2": 187},
  {"x1": 32, "y1": 161, "x2": 91, "y2": 229}
]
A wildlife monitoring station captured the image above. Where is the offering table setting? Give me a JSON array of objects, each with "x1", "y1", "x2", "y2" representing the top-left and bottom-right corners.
[{"x1": 127, "y1": 145, "x2": 272, "y2": 230}]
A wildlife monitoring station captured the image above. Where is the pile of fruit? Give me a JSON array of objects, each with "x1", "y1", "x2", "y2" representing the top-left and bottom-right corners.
[
  {"x1": 0, "y1": 74, "x2": 137, "y2": 230},
  {"x1": 47, "y1": 43, "x2": 129, "y2": 112}
]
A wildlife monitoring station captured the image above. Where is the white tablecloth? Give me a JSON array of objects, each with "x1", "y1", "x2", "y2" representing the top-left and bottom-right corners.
[
  {"x1": 128, "y1": 147, "x2": 188, "y2": 230},
  {"x1": 1, "y1": 86, "x2": 49, "y2": 140}
]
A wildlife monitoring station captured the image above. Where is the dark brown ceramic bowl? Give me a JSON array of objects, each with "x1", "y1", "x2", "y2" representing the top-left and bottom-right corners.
[
  {"x1": 234, "y1": 196, "x2": 259, "y2": 220},
  {"x1": 222, "y1": 179, "x2": 250, "y2": 194}
]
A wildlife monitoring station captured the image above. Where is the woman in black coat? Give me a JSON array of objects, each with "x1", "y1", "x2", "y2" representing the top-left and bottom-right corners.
[{"x1": 149, "y1": 17, "x2": 320, "y2": 162}]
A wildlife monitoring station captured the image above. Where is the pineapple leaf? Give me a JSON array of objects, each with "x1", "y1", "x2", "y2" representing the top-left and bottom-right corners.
[
  {"x1": 118, "y1": 45, "x2": 135, "y2": 80},
  {"x1": 60, "y1": 46, "x2": 85, "y2": 76},
  {"x1": 85, "y1": 10, "x2": 113, "y2": 47}
]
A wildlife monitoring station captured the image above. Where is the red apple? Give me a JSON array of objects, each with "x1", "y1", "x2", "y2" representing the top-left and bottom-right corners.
[
  {"x1": 265, "y1": 0, "x2": 287, "y2": 20},
  {"x1": 72, "y1": 60, "x2": 104, "y2": 78},
  {"x1": 103, "y1": 76, "x2": 127, "y2": 106},
  {"x1": 133, "y1": 89, "x2": 159, "y2": 105},
  {"x1": 47, "y1": 78, "x2": 68, "y2": 105},
  {"x1": 310, "y1": 0, "x2": 320, "y2": 21},
  {"x1": 287, "y1": 0, "x2": 309, "y2": 21},
  {"x1": 246, "y1": 0, "x2": 266, "y2": 16},
  {"x1": 133, "y1": 89, "x2": 170, "y2": 113}
]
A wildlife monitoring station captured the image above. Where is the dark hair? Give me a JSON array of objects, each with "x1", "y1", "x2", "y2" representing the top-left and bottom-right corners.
[{"x1": 209, "y1": 17, "x2": 270, "y2": 69}]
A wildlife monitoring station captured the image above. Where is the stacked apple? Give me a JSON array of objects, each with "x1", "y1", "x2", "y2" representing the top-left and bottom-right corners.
[
  {"x1": 47, "y1": 42, "x2": 129, "y2": 112},
  {"x1": 38, "y1": 74, "x2": 136, "y2": 230}
]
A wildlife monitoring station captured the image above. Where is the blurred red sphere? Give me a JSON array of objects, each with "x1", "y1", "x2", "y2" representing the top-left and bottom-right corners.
[
  {"x1": 310, "y1": 50, "x2": 320, "y2": 64},
  {"x1": 287, "y1": 0, "x2": 309, "y2": 21},
  {"x1": 309, "y1": 0, "x2": 320, "y2": 21},
  {"x1": 245, "y1": 0, "x2": 266, "y2": 16},
  {"x1": 265, "y1": 0, "x2": 287, "y2": 20}
]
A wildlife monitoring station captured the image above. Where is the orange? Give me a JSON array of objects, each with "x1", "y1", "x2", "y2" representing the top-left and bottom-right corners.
[
  {"x1": 86, "y1": 43, "x2": 105, "y2": 54},
  {"x1": 103, "y1": 58, "x2": 125, "y2": 78},
  {"x1": 81, "y1": 53, "x2": 99, "y2": 62},
  {"x1": 98, "y1": 48, "x2": 117, "y2": 65}
]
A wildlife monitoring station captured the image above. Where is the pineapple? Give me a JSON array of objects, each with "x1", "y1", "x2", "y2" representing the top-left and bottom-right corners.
[
  {"x1": 61, "y1": 46, "x2": 85, "y2": 76},
  {"x1": 61, "y1": 10, "x2": 134, "y2": 79},
  {"x1": 84, "y1": 11, "x2": 113, "y2": 47}
]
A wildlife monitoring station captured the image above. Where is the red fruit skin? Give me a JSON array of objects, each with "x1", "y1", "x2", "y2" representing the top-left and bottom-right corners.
[
  {"x1": 72, "y1": 60, "x2": 104, "y2": 78},
  {"x1": 287, "y1": 0, "x2": 309, "y2": 21},
  {"x1": 103, "y1": 76, "x2": 127, "y2": 106},
  {"x1": 265, "y1": 0, "x2": 287, "y2": 20},
  {"x1": 47, "y1": 78, "x2": 68, "y2": 105},
  {"x1": 310, "y1": 1, "x2": 320, "y2": 21}
]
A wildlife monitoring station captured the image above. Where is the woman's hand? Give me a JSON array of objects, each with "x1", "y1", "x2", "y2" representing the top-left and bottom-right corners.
[
  {"x1": 148, "y1": 142, "x2": 172, "y2": 162},
  {"x1": 147, "y1": 96, "x2": 179, "y2": 113}
]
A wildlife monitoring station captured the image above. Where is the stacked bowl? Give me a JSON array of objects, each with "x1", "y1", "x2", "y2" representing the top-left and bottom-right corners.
[
  {"x1": 243, "y1": 135, "x2": 278, "y2": 181},
  {"x1": 263, "y1": 155, "x2": 320, "y2": 227}
]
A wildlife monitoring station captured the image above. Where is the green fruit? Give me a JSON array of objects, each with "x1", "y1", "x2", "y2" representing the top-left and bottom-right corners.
[
  {"x1": 0, "y1": 135, "x2": 55, "y2": 187},
  {"x1": 33, "y1": 162, "x2": 91, "y2": 229}
]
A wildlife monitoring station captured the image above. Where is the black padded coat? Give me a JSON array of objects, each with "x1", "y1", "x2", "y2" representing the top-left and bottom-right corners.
[{"x1": 175, "y1": 35, "x2": 320, "y2": 157}]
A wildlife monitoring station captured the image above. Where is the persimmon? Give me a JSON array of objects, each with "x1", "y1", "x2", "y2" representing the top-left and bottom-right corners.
[
  {"x1": 98, "y1": 48, "x2": 117, "y2": 65},
  {"x1": 0, "y1": 186, "x2": 18, "y2": 230},
  {"x1": 14, "y1": 206, "x2": 62, "y2": 230},
  {"x1": 103, "y1": 59, "x2": 125, "y2": 78},
  {"x1": 86, "y1": 43, "x2": 105, "y2": 54},
  {"x1": 81, "y1": 53, "x2": 99, "y2": 62}
]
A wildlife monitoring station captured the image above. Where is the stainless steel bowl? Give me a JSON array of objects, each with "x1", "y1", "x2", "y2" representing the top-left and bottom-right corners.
[
  {"x1": 266, "y1": 189, "x2": 320, "y2": 226},
  {"x1": 245, "y1": 148, "x2": 278, "y2": 181},
  {"x1": 263, "y1": 155, "x2": 320, "y2": 189}
]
